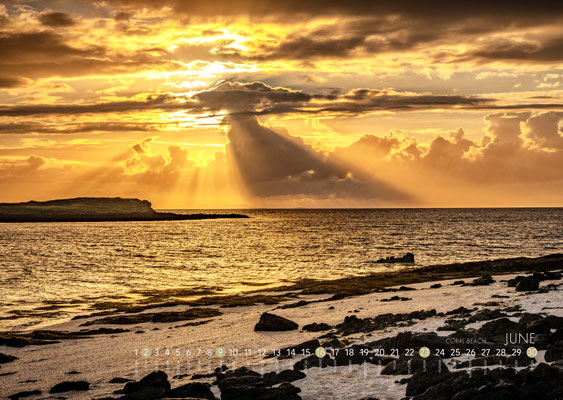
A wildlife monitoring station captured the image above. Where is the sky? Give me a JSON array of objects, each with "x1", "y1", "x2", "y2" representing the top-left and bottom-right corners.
[{"x1": 0, "y1": 0, "x2": 562, "y2": 208}]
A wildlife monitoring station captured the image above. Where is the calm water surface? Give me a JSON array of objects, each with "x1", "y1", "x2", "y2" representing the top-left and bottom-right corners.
[{"x1": 0, "y1": 208, "x2": 561, "y2": 330}]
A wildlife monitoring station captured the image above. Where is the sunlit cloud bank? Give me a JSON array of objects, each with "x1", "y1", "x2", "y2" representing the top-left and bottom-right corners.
[{"x1": 0, "y1": 1, "x2": 562, "y2": 207}]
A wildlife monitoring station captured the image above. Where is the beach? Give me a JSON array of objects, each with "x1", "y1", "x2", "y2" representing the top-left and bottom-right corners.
[{"x1": 1, "y1": 254, "x2": 562, "y2": 399}]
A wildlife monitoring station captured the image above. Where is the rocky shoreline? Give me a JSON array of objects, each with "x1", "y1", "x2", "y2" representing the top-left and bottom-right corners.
[{"x1": 0, "y1": 255, "x2": 562, "y2": 399}]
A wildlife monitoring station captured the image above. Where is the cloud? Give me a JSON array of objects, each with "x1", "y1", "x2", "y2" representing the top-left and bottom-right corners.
[
  {"x1": 0, "y1": 122, "x2": 160, "y2": 134},
  {"x1": 0, "y1": 155, "x2": 46, "y2": 179},
  {"x1": 445, "y1": 34, "x2": 563, "y2": 64},
  {"x1": 332, "y1": 111, "x2": 563, "y2": 204},
  {"x1": 0, "y1": 81, "x2": 557, "y2": 120},
  {"x1": 87, "y1": 0, "x2": 563, "y2": 66},
  {"x1": 38, "y1": 12, "x2": 77, "y2": 27},
  {"x1": 0, "y1": 76, "x2": 29, "y2": 88},
  {"x1": 226, "y1": 116, "x2": 407, "y2": 201},
  {"x1": 0, "y1": 30, "x2": 173, "y2": 82},
  {"x1": 92, "y1": 1, "x2": 563, "y2": 22},
  {"x1": 195, "y1": 81, "x2": 497, "y2": 116},
  {"x1": 0, "y1": 94, "x2": 187, "y2": 116},
  {"x1": 194, "y1": 81, "x2": 312, "y2": 112}
]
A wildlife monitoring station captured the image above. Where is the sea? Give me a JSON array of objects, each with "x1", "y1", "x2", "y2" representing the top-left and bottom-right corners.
[{"x1": 0, "y1": 208, "x2": 561, "y2": 331}]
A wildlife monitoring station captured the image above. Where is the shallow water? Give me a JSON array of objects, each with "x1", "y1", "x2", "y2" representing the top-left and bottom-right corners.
[{"x1": 0, "y1": 208, "x2": 561, "y2": 330}]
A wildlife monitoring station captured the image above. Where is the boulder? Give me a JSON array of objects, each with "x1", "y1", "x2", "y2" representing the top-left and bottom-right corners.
[
  {"x1": 218, "y1": 373, "x2": 302, "y2": 400},
  {"x1": 164, "y1": 382, "x2": 216, "y2": 399},
  {"x1": 49, "y1": 381, "x2": 90, "y2": 393},
  {"x1": 380, "y1": 355, "x2": 429, "y2": 375},
  {"x1": 122, "y1": 371, "x2": 170, "y2": 399},
  {"x1": 405, "y1": 357, "x2": 450, "y2": 396},
  {"x1": 375, "y1": 252, "x2": 414, "y2": 263},
  {"x1": 0, "y1": 353, "x2": 18, "y2": 364},
  {"x1": 515, "y1": 277, "x2": 540, "y2": 291},
  {"x1": 293, "y1": 354, "x2": 334, "y2": 370},
  {"x1": 381, "y1": 296, "x2": 411, "y2": 302},
  {"x1": 545, "y1": 341, "x2": 563, "y2": 362},
  {"x1": 477, "y1": 318, "x2": 525, "y2": 343},
  {"x1": 302, "y1": 323, "x2": 331, "y2": 332},
  {"x1": 8, "y1": 390, "x2": 42, "y2": 400},
  {"x1": 254, "y1": 313, "x2": 298, "y2": 331},
  {"x1": 469, "y1": 273, "x2": 495, "y2": 286}
]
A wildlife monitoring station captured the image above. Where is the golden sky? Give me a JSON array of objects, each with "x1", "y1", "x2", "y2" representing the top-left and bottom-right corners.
[{"x1": 0, "y1": 0, "x2": 562, "y2": 207}]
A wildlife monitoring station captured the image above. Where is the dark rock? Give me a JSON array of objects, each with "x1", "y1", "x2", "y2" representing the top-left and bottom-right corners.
[
  {"x1": 302, "y1": 323, "x2": 331, "y2": 332},
  {"x1": 520, "y1": 362, "x2": 563, "y2": 399},
  {"x1": 405, "y1": 357, "x2": 450, "y2": 396},
  {"x1": 254, "y1": 313, "x2": 298, "y2": 331},
  {"x1": 398, "y1": 286, "x2": 416, "y2": 291},
  {"x1": 381, "y1": 296, "x2": 411, "y2": 302},
  {"x1": 0, "y1": 336, "x2": 32, "y2": 348},
  {"x1": 321, "y1": 338, "x2": 346, "y2": 349},
  {"x1": 507, "y1": 275, "x2": 526, "y2": 287},
  {"x1": 122, "y1": 370, "x2": 170, "y2": 399},
  {"x1": 467, "y1": 308, "x2": 507, "y2": 323},
  {"x1": 468, "y1": 273, "x2": 495, "y2": 286},
  {"x1": 0, "y1": 353, "x2": 18, "y2": 363},
  {"x1": 548, "y1": 329, "x2": 563, "y2": 345},
  {"x1": 277, "y1": 339, "x2": 320, "y2": 358},
  {"x1": 477, "y1": 318, "x2": 525, "y2": 343},
  {"x1": 336, "y1": 310, "x2": 435, "y2": 335},
  {"x1": 218, "y1": 373, "x2": 302, "y2": 400},
  {"x1": 279, "y1": 300, "x2": 310, "y2": 309},
  {"x1": 164, "y1": 382, "x2": 216, "y2": 399},
  {"x1": 437, "y1": 320, "x2": 467, "y2": 331},
  {"x1": 542, "y1": 315, "x2": 563, "y2": 330},
  {"x1": 519, "y1": 312, "x2": 543, "y2": 326},
  {"x1": 8, "y1": 390, "x2": 42, "y2": 400},
  {"x1": 334, "y1": 344, "x2": 373, "y2": 366},
  {"x1": 413, "y1": 368, "x2": 518, "y2": 400},
  {"x1": 380, "y1": 355, "x2": 433, "y2": 375},
  {"x1": 515, "y1": 277, "x2": 540, "y2": 291},
  {"x1": 473, "y1": 301, "x2": 500, "y2": 306},
  {"x1": 375, "y1": 252, "x2": 414, "y2": 264},
  {"x1": 293, "y1": 354, "x2": 334, "y2": 370},
  {"x1": 50, "y1": 381, "x2": 90, "y2": 393},
  {"x1": 446, "y1": 307, "x2": 475, "y2": 316},
  {"x1": 216, "y1": 367, "x2": 261, "y2": 382},
  {"x1": 66, "y1": 370, "x2": 80, "y2": 374},
  {"x1": 110, "y1": 377, "x2": 134, "y2": 383},
  {"x1": 454, "y1": 353, "x2": 534, "y2": 368},
  {"x1": 452, "y1": 280, "x2": 465, "y2": 285},
  {"x1": 262, "y1": 369, "x2": 306, "y2": 385},
  {"x1": 328, "y1": 306, "x2": 335, "y2": 310},
  {"x1": 545, "y1": 341, "x2": 563, "y2": 362},
  {"x1": 430, "y1": 283, "x2": 442, "y2": 289}
]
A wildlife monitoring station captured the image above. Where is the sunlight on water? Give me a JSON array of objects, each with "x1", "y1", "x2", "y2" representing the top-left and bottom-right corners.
[{"x1": 0, "y1": 208, "x2": 561, "y2": 330}]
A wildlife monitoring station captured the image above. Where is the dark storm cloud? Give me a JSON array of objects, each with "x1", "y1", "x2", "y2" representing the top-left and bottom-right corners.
[
  {"x1": 194, "y1": 82, "x2": 495, "y2": 116},
  {"x1": 0, "y1": 122, "x2": 160, "y2": 134},
  {"x1": 453, "y1": 35, "x2": 563, "y2": 63},
  {"x1": 0, "y1": 76, "x2": 28, "y2": 88},
  {"x1": 0, "y1": 31, "x2": 97, "y2": 59},
  {"x1": 0, "y1": 81, "x2": 557, "y2": 118},
  {"x1": 93, "y1": 0, "x2": 563, "y2": 21},
  {"x1": 194, "y1": 82, "x2": 312, "y2": 111},
  {"x1": 38, "y1": 12, "x2": 77, "y2": 27},
  {"x1": 0, "y1": 30, "x2": 171, "y2": 81},
  {"x1": 0, "y1": 94, "x2": 189, "y2": 116},
  {"x1": 227, "y1": 116, "x2": 408, "y2": 200}
]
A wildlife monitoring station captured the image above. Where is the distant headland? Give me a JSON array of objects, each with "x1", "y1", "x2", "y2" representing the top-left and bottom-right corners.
[{"x1": 0, "y1": 197, "x2": 249, "y2": 222}]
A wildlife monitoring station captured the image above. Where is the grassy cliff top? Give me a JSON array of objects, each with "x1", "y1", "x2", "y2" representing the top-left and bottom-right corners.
[
  {"x1": 0, "y1": 197, "x2": 156, "y2": 216},
  {"x1": 0, "y1": 197, "x2": 249, "y2": 222}
]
